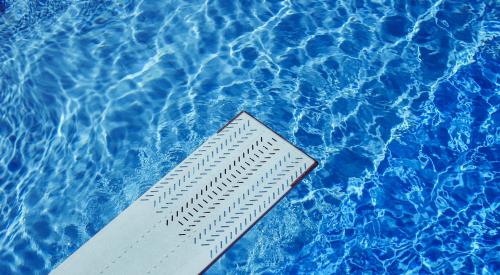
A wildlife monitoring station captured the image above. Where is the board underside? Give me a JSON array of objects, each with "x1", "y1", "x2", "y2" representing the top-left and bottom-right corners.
[{"x1": 51, "y1": 112, "x2": 317, "y2": 275}]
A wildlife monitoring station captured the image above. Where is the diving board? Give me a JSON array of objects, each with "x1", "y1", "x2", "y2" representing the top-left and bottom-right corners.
[{"x1": 51, "y1": 111, "x2": 317, "y2": 275}]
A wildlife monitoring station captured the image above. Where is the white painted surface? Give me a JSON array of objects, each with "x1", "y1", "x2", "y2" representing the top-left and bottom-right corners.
[{"x1": 51, "y1": 112, "x2": 317, "y2": 275}]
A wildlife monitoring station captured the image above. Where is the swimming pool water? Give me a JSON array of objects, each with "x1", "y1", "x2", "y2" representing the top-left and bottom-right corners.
[{"x1": 0, "y1": 0, "x2": 499, "y2": 274}]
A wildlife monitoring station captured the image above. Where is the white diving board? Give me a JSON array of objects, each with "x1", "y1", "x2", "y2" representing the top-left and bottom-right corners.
[{"x1": 51, "y1": 111, "x2": 317, "y2": 275}]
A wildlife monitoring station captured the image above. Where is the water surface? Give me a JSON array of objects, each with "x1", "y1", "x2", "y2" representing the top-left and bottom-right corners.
[{"x1": 0, "y1": 0, "x2": 499, "y2": 274}]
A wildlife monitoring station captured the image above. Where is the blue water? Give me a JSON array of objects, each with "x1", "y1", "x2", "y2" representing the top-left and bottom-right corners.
[{"x1": 1, "y1": 0, "x2": 499, "y2": 274}]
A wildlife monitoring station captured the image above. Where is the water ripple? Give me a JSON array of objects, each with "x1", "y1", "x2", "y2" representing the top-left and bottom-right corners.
[{"x1": 0, "y1": 0, "x2": 499, "y2": 274}]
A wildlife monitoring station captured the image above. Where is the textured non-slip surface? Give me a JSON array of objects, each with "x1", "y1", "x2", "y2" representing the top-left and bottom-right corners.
[{"x1": 50, "y1": 112, "x2": 316, "y2": 275}]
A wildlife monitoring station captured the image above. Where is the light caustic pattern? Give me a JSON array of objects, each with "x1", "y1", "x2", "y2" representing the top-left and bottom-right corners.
[{"x1": 0, "y1": 0, "x2": 499, "y2": 274}]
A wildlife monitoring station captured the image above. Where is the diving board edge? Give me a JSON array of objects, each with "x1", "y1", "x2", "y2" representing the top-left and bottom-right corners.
[
  {"x1": 201, "y1": 111, "x2": 318, "y2": 274},
  {"x1": 219, "y1": 111, "x2": 318, "y2": 178},
  {"x1": 200, "y1": 160, "x2": 317, "y2": 274}
]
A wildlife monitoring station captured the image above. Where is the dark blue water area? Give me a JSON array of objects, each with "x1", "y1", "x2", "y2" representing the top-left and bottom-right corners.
[
  {"x1": 0, "y1": 2, "x2": 6, "y2": 15},
  {"x1": 0, "y1": 0, "x2": 499, "y2": 274}
]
